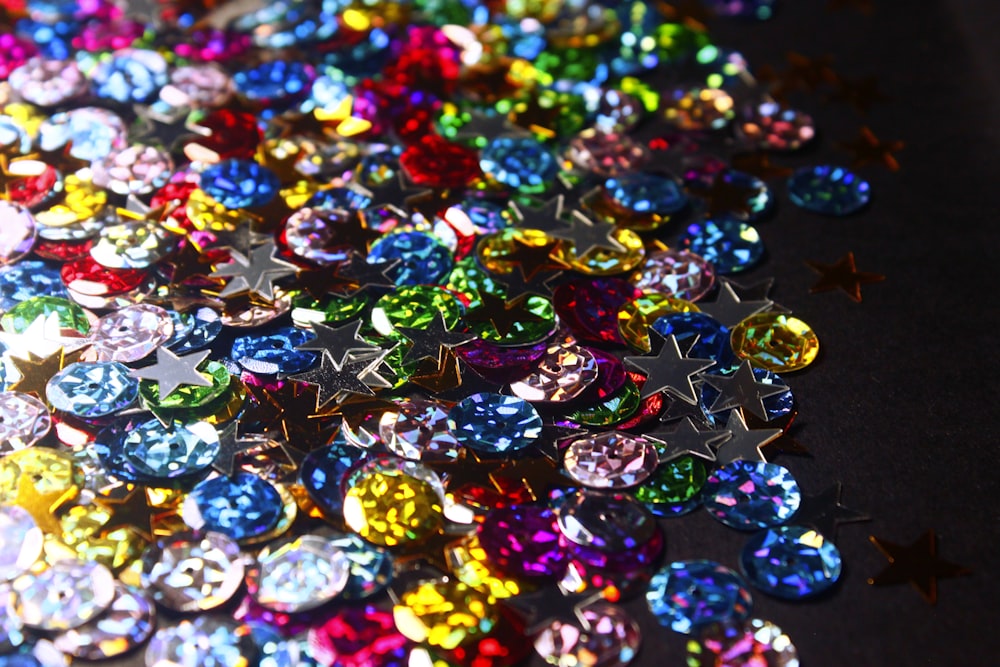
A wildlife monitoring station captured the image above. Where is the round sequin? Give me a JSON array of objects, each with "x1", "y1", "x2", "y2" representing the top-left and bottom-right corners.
[
  {"x1": 555, "y1": 489, "x2": 656, "y2": 551},
  {"x1": 703, "y1": 460, "x2": 801, "y2": 530},
  {"x1": 368, "y1": 230, "x2": 454, "y2": 287},
  {"x1": 605, "y1": 172, "x2": 688, "y2": 216},
  {"x1": 231, "y1": 327, "x2": 317, "y2": 375},
  {"x1": 478, "y1": 505, "x2": 568, "y2": 579},
  {"x1": 300, "y1": 442, "x2": 368, "y2": 519},
  {"x1": 509, "y1": 344, "x2": 599, "y2": 403},
  {"x1": 46, "y1": 361, "x2": 138, "y2": 418},
  {"x1": 342, "y1": 457, "x2": 444, "y2": 547},
  {"x1": 447, "y1": 392, "x2": 542, "y2": 455},
  {"x1": 663, "y1": 87, "x2": 735, "y2": 130},
  {"x1": 309, "y1": 605, "x2": 410, "y2": 667},
  {"x1": 730, "y1": 313, "x2": 819, "y2": 372},
  {"x1": 0, "y1": 202, "x2": 36, "y2": 267},
  {"x1": 51, "y1": 583, "x2": 156, "y2": 661},
  {"x1": 11, "y1": 559, "x2": 115, "y2": 630},
  {"x1": 0, "y1": 261, "x2": 67, "y2": 311},
  {"x1": 738, "y1": 102, "x2": 815, "y2": 151},
  {"x1": 0, "y1": 392, "x2": 51, "y2": 453},
  {"x1": 91, "y1": 144, "x2": 173, "y2": 196},
  {"x1": 185, "y1": 473, "x2": 283, "y2": 541},
  {"x1": 327, "y1": 531, "x2": 394, "y2": 600},
  {"x1": 87, "y1": 304, "x2": 175, "y2": 362},
  {"x1": 563, "y1": 431, "x2": 658, "y2": 489},
  {"x1": 630, "y1": 249, "x2": 715, "y2": 302},
  {"x1": 787, "y1": 165, "x2": 871, "y2": 216},
  {"x1": 111, "y1": 418, "x2": 220, "y2": 481},
  {"x1": 201, "y1": 159, "x2": 281, "y2": 210},
  {"x1": 37, "y1": 106, "x2": 127, "y2": 162},
  {"x1": 1, "y1": 295, "x2": 91, "y2": 335},
  {"x1": 141, "y1": 531, "x2": 244, "y2": 612},
  {"x1": 393, "y1": 579, "x2": 496, "y2": 650},
  {"x1": 90, "y1": 220, "x2": 178, "y2": 270},
  {"x1": 379, "y1": 399, "x2": 462, "y2": 462},
  {"x1": 646, "y1": 560, "x2": 753, "y2": 634},
  {"x1": 741, "y1": 525, "x2": 842, "y2": 599},
  {"x1": 686, "y1": 618, "x2": 799, "y2": 667},
  {"x1": 145, "y1": 616, "x2": 257, "y2": 667},
  {"x1": 652, "y1": 311, "x2": 735, "y2": 369},
  {"x1": 249, "y1": 534, "x2": 350, "y2": 613},
  {"x1": 90, "y1": 48, "x2": 168, "y2": 103},
  {"x1": 0, "y1": 506, "x2": 43, "y2": 581},
  {"x1": 679, "y1": 216, "x2": 764, "y2": 275},
  {"x1": 534, "y1": 602, "x2": 641, "y2": 667},
  {"x1": 480, "y1": 136, "x2": 557, "y2": 194},
  {"x1": 370, "y1": 285, "x2": 464, "y2": 340}
]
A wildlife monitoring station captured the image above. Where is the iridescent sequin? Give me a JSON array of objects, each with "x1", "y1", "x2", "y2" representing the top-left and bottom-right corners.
[
  {"x1": 141, "y1": 531, "x2": 245, "y2": 612},
  {"x1": 231, "y1": 327, "x2": 317, "y2": 375},
  {"x1": 740, "y1": 525, "x2": 842, "y2": 599},
  {"x1": 686, "y1": 618, "x2": 799, "y2": 667},
  {"x1": 563, "y1": 431, "x2": 658, "y2": 489},
  {"x1": 447, "y1": 392, "x2": 542, "y2": 455},
  {"x1": 46, "y1": 361, "x2": 138, "y2": 418},
  {"x1": 51, "y1": 583, "x2": 156, "y2": 660},
  {"x1": 679, "y1": 216, "x2": 764, "y2": 274},
  {"x1": 200, "y1": 159, "x2": 280, "y2": 209},
  {"x1": 0, "y1": 392, "x2": 51, "y2": 453},
  {"x1": 11, "y1": 559, "x2": 115, "y2": 630},
  {"x1": 630, "y1": 249, "x2": 715, "y2": 302},
  {"x1": 703, "y1": 460, "x2": 801, "y2": 530},
  {"x1": 534, "y1": 602, "x2": 642, "y2": 667},
  {"x1": 249, "y1": 534, "x2": 351, "y2": 612},
  {"x1": 646, "y1": 560, "x2": 753, "y2": 634},
  {"x1": 0, "y1": 506, "x2": 43, "y2": 582},
  {"x1": 368, "y1": 230, "x2": 454, "y2": 287},
  {"x1": 185, "y1": 473, "x2": 284, "y2": 541},
  {"x1": 145, "y1": 616, "x2": 257, "y2": 667},
  {"x1": 555, "y1": 489, "x2": 656, "y2": 551},
  {"x1": 787, "y1": 165, "x2": 871, "y2": 216}
]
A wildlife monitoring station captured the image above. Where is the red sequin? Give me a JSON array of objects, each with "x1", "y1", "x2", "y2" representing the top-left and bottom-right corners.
[
  {"x1": 33, "y1": 238, "x2": 93, "y2": 262},
  {"x1": 61, "y1": 256, "x2": 147, "y2": 295},
  {"x1": 186, "y1": 109, "x2": 261, "y2": 161},
  {"x1": 400, "y1": 134, "x2": 481, "y2": 188}
]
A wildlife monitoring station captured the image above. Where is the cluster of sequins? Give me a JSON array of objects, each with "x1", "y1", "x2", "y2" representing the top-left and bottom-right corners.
[{"x1": 0, "y1": 0, "x2": 865, "y2": 665}]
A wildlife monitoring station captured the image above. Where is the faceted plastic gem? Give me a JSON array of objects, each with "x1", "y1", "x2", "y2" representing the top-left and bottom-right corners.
[
  {"x1": 0, "y1": 505, "x2": 43, "y2": 581},
  {"x1": 448, "y1": 392, "x2": 542, "y2": 455},
  {"x1": 144, "y1": 616, "x2": 257, "y2": 667},
  {"x1": 730, "y1": 313, "x2": 819, "y2": 372},
  {"x1": 555, "y1": 489, "x2": 656, "y2": 551},
  {"x1": 140, "y1": 531, "x2": 244, "y2": 612},
  {"x1": 249, "y1": 534, "x2": 350, "y2": 613},
  {"x1": 185, "y1": 473, "x2": 284, "y2": 541},
  {"x1": 563, "y1": 431, "x2": 658, "y2": 489},
  {"x1": 51, "y1": 583, "x2": 156, "y2": 661},
  {"x1": 703, "y1": 460, "x2": 801, "y2": 530},
  {"x1": 686, "y1": 618, "x2": 799, "y2": 667},
  {"x1": 11, "y1": 559, "x2": 115, "y2": 630},
  {"x1": 740, "y1": 525, "x2": 842, "y2": 599},
  {"x1": 46, "y1": 361, "x2": 138, "y2": 418},
  {"x1": 787, "y1": 165, "x2": 870, "y2": 216},
  {"x1": 0, "y1": 392, "x2": 51, "y2": 453},
  {"x1": 679, "y1": 216, "x2": 764, "y2": 275},
  {"x1": 646, "y1": 560, "x2": 753, "y2": 634},
  {"x1": 393, "y1": 580, "x2": 497, "y2": 650}
]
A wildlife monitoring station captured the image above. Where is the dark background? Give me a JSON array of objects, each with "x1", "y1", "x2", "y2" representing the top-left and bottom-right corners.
[{"x1": 617, "y1": 0, "x2": 1000, "y2": 664}]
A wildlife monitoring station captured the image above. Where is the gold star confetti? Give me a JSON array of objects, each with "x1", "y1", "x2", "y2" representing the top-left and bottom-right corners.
[
  {"x1": 868, "y1": 530, "x2": 971, "y2": 604},
  {"x1": 805, "y1": 252, "x2": 885, "y2": 302},
  {"x1": 837, "y1": 126, "x2": 903, "y2": 171}
]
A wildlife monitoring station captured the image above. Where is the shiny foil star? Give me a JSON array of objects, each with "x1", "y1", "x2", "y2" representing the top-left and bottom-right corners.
[
  {"x1": 503, "y1": 585, "x2": 617, "y2": 634},
  {"x1": 211, "y1": 423, "x2": 271, "y2": 477},
  {"x1": 295, "y1": 319, "x2": 380, "y2": 365},
  {"x1": 805, "y1": 252, "x2": 885, "y2": 302},
  {"x1": 730, "y1": 152, "x2": 794, "y2": 180},
  {"x1": 696, "y1": 280, "x2": 773, "y2": 328},
  {"x1": 209, "y1": 241, "x2": 299, "y2": 301},
  {"x1": 868, "y1": 530, "x2": 971, "y2": 604},
  {"x1": 94, "y1": 486, "x2": 159, "y2": 541},
  {"x1": 13, "y1": 475, "x2": 78, "y2": 535},
  {"x1": 288, "y1": 350, "x2": 382, "y2": 408},
  {"x1": 6, "y1": 346, "x2": 84, "y2": 398},
  {"x1": 465, "y1": 291, "x2": 547, "y2": 338},
  {"x1": 713, "y1": 410, "x2": 781, "y2": 464},
  {"x1": 693, "y1": 171, "x2": 761, "y2": 218},
  {"x1": 700, "y1": 360, "x2": 789, "y2": 421},
  {"x1": 396, "y1": 313, "x2": 476, "y2": 365},
  {"x1": 837, "y1": 126, "x2": 903, "y2": 171},
  {"x1": 645, "y1": 416, "x2": 729, "y2": 462},
  {"x1": 623, "y1": 332, "x2": 715, "y2": 402},
  {"x1": 547, "y1": 210, "x2": 626, "y2": 257},
  {"x1": 129, "y1": 347, "x2": 213, "y2": 400},
  {"x1": 793, "y1": 483, "x2": 868, "y2": 539}
]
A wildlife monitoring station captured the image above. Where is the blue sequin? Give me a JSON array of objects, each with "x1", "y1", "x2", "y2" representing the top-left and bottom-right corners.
[
  {"x1": 456, "y1": 197, "x2": 512, "y2": 235},
  {"x1": 367, "y1": 231, "x2": 453, "y2": 286},
  {"x1": 699, "y1": 366, "x2": 793, "y2": 427},
  {"x1": 232, "y1": 327, "x2": 317, "y2": 375},
  {"x1": 605, "y1": 172, "x2": 688, "y2": 215},
  {"x1": 90, "y1": 49, "x2": 168, "y2": 104},
  {"x1": 328, "y1": 532, "x2": 394, "y2": 599},
  {"x1": 678, "y1": 215, "x2": 764, "y2": 274},
  {"x1": 447, "y1": 392, "x2": 542, "y2": 455},
  {"x1": 703, "y1": 460, "x2": 801, "y2": 530},
  {"x1": 300, "y1": 443, "x2": 368, "y2": 518},
  {"x1": 307, "y1": 186, "x2": 372, "y2": 211},
  {"x1": 718, "y1": 170, "x2": 772, "y2": 221},
  {"x1": 46, "y1": 361, "x2": 138, "y2": 418},
  {"x1": 234, "y1": 61, "x2": 315, "y2": 107},
  {"x1": 741, "y1": 524, "x2": 842, "y2": 599},
  {"x1": 787, "y1": 165, "x2": 871, "y2": 215},
  {"x1": 651, "y1": 312, "x2": 736, "y2": 369},
  {"x1": 188, "y1": 472, "x2": 283, "y2": 541},
  {"x1": 646, "y1": 560, "x2": 753, "y2": 634},
  {"x1": 15, "y1": 18, "x2": 76, "y2": 59},
  {"x1": 479, "y1": 137, "x2": 557, "y2": 193},
  {"x1": 0, "y1": 261, "x2": 67, "y2": 311},
  {"x1": 200, "y1": 159, "x2": 281, "y2": 209},
  {"x1": 0, "y1": 649, "x2": 42, "y2": 667},
  {"x1": 168, "y1": 312, "x2": 223, "y2": 354},
  {"x1": 122, "y1": 419, "x2": 221, "y2": 482}
]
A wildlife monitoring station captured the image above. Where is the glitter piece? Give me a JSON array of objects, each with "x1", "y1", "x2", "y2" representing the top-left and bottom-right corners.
[
  {"x1": 141, "y1": 531, "x2": 244, "y2": 612},
  {"x1": 393, "y1": 579, "x2": 497, "y2": 650},
  {"x1": 703, "y1": 460, "x2": 801, "y2": 530},
  {"x1": 787, "y1": 165, "x2": 871, "y2": 215},
  {"x1": 478, "y1": 505, "x2": 568, "y2": 579},
  {"x1": 11, "y1": 559, "x2": 115, "y2": 630},
  {"x1": 646, "y1": 560, "x2": 753, "y2": 634},
  {"x1": 741, "y1": 525, "x2": 842, "y2": 599},
  {"x1": 730, "y1": 313, "x2": 819, "y2": 372}
]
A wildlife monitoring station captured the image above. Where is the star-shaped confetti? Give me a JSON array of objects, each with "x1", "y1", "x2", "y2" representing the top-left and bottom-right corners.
[
  {"x1": 713, "y1": 410, "x2": 782, "y2": 464},
  {"x1": 464, "y1": 291, "x2": 547, "y2": 338},
  {"x1": 211, "y1": 423, "x2": 271, "y2": 477},
  {"x1": 793, "y1": 483, "x2": 868, "y2": 539},
  {"x1": 6, "y1": 346, "x2": 84, "y2": 398},
  {"x1": 129, "y1": 347, "x2": 213, "y2": 401},
  {"x1": 696, "y1": 280, "x2": 773, "y2": 328},
  {"x1": 209, "y1": 241, "x2": 299, "y2": 300},
  {"x1": 396, "y1": 313, "x2": 476, "y2": 365},
  {"x1": 295, "y1": 319, "x2": 381, "y2": 365},
  {"x1": 490, "y1": 454, "x2": 573, "y2": 503},
  {"x1": 827, "y1": 75, "x2": 887, "y2": 113},
  {"x1": 805, "y1": 252, "x2": 885, "y2": 302},
  {"x1": 509, "y1": 195, "x2": 568, "y2": 235},
  {"x1": 745, "y1": 409, "x2": 811, "y2": 458},
  {"x1": 645, "y1": 416, "x2": 729, "y2": 462},
  {"x1": 288, "y1": 350, "x2": 383, "y2": 408},
  {"x1": 546, "y1": 210, "x2": 626, "y2": 257},
  {"x1": 837, "y1": 126, "x2": 903, "y2": 171},
  {"x1": 623, "y1": 332, "x2": 715, "y2": 402},
  {"x1": 335, "y1": 250, "x2": 400, "y2": 292},
  {"x1": 700, "y1": 360, "x2": 789, "y2": 421},
  {"x1": 868, "y1": 530, "x2": 971, "y2": 604},
  {"x1": 693, "y1": 171, "x2": 761, "y2": 218},
  {"x1": 14, "y1": 475, "x2": 78, "y2": 535}
]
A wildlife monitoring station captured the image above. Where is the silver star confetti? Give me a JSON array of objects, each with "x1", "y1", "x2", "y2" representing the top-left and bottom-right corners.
[
  {"x1": 395, "y1": 313, "x2": 476, "y2": 365},
  {"x1": 128, "y1": 346, "x2": 212, "y2": 400},
  {"x1": 697, "y1": 280, "x2": 773, "y2": 327},
  {"x1": 623, "y1": 332, "x2": 715, "y2": 402},
  {"x1": 700, "y1": 359, "x2": 789, "y2": 421},
  {"x1": 295, "y1": 319, "x2": 381, "y2": 365},
  {"x1": 209, "y1": 241, "x2": 298, "y2": 300},
  {"x1": 646, "y1": 416, "x2": 729, "y2": 463},
  {"x1": 713, "y1": 410, "x2": 782, "y2": 464}
]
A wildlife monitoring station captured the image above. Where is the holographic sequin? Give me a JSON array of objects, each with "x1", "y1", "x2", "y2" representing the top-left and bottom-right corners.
[
  {"x1": 555, "y1": 489, "x2": 656, "y2": 551},
  {"x1": 185, "y1": 473, "x2": 284, "y2": 541},
  {"x1": 368, "y1": 230, "x2": 454, "y2": 287},
  {"x1": 11, "y1": 559, "x2": 115, "y2": 630},
  {"x1": 0, "y1": 202, "x2": 36, "y2": 267},
  {"x1": 116, "y1": 418, "x2": 220, "y2": 481},
  {"x1": 651, "y1": 312, "x2": 735, "y2": 369},
  {"x1": 51, "y1": 583, "x2": 156, "y2": 661},
  {"x1": 478, "y1": 505, "x2": 568, "y2": 579},
  {"x1": 480, "y1": 136, "x2": 558, "y2": 193},
  {"x1": 327, "y1": 531, "x2": 394, "y2": 600},
  {"x1": 447, "y1": 392, "x2": 542, "y2": 455},
  {"x1": 249, "y1": 534, "x2": 350, "y2": 612},
  {"x1": 46, "y1": 361, "x2": 138, "y2": 418},
  {"x1": 679, "y1": 216, "x2": 765, "y2": 275},
  {"x1": 141, "y1": 531, "x2": 244, "y2": 612},
  {"x1": 232, "y1": 327, "x2": 317, "y2": 375},
  {"x1": 0, "y1": 392, "x2": 51, "y2": 453},
  {"x1": 686, "y1": 618, "x2": 799, "y2": 667},
  {"x1": 634, "y1": 456, "x2": 707, "y2": 516},
  {"x1": 703, "y1": 461, "x2": 801, "y2": 530},
  {"x1": 89, "y1": 48, "x2": 168, "y2": 103},
  {"x1": 0, "y1": 261, "x2": 67, "y2": 311},
  {"x1": 393, "y1": 579, "x2": 497, "y2": 650},
  {"x1": 200, "y1": 159, "x2": 281, "y2": 209},
  {"x1": 0, "y1": 506, "x2": 43, "y2": 582},
  {"x1": 534, "y1": 602, "x2": 642, "y2": 667},
  {"x1": 145, "y1": 616, "x2": 257, "y2": 667},
  {"x1": 646, "y1": 560, "x2": 753, "y2": 634},
  {"x1": 787, "y1": 165, "x2": 871, "y2": 216},
  {"x1": 87, "y1": 304, "x2": 175, "y2": 362},
  {"x1": 563, "y1": 431, "x2": 658, "y2": 489},
  {"x1": 630, "y1": 249, "x2": 715, "y2": 302},
  {"x1": 730, "y1": 313, "x2": 819, "y2": 372},
  {"x1": 509, "y1": 343, "x2": 599, "y2": 402},
  {"x1": 740, "y1": 525, "x2": 842, "y2": 599},
  {"x1": 605, "y1": 172, "x2": 688, "y2": 216},
  {"x1": 342, "y1": 458, "x2": 444, "y2": 546}
]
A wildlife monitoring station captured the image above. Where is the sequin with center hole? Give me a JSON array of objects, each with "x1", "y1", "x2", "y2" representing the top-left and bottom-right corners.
[
  {"x1": 509, "y1": 344, "x2": 599, "y2": 403},
  {"x1": 730, "y1": 313, "x2": 819, "y2": 373},
  {"x1": 86, "y1": 303, "x2": 174, "y2": 362},
  {"x1": 740, "y1": 525, "x2": 842, "y2": 599},
  {"x1": 447, "y1": 392, "x2": 542, "y2": 456},
  {"x1": 555, "y1": 489, "x2": 656, "y2": 551},
  {"x1": 46, "y1": 361, "x2": 138, "y2": 418},
  {"x1": 703, "y1": 460, "x2": 801, "y2": 530},
  {"x1": 563, "y1": 431, "x2": 658, "y2": 489},
  {"x1": 247, "y1": 534, "x2": 351, "y2": 613},
  {"x1": 0, "y1": 392, "x2": 51, "y2": 453},
  {"x1": 646, "y1": 559, "x2": 753, "y2": 634},
  {"x1": 117, "y1": 418, "x2": 220, "y2": 481},
  {"x1": 11, "y1": 559, "x2": 115, "y2": 630},
  {"x1": 184, "y1": 472, "x2": 284, "y2": 541},
  {"x1": 140, "y1": 531, "x2": 245, "y2": 612},
  {"x1": 51, "y1": 583, "x2": 156, "y2": 661}
]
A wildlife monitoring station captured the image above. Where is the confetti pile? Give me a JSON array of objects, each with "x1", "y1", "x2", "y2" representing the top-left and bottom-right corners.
[{"x1": 0, "y1": 1, "x2": 956, "y2": 666}]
